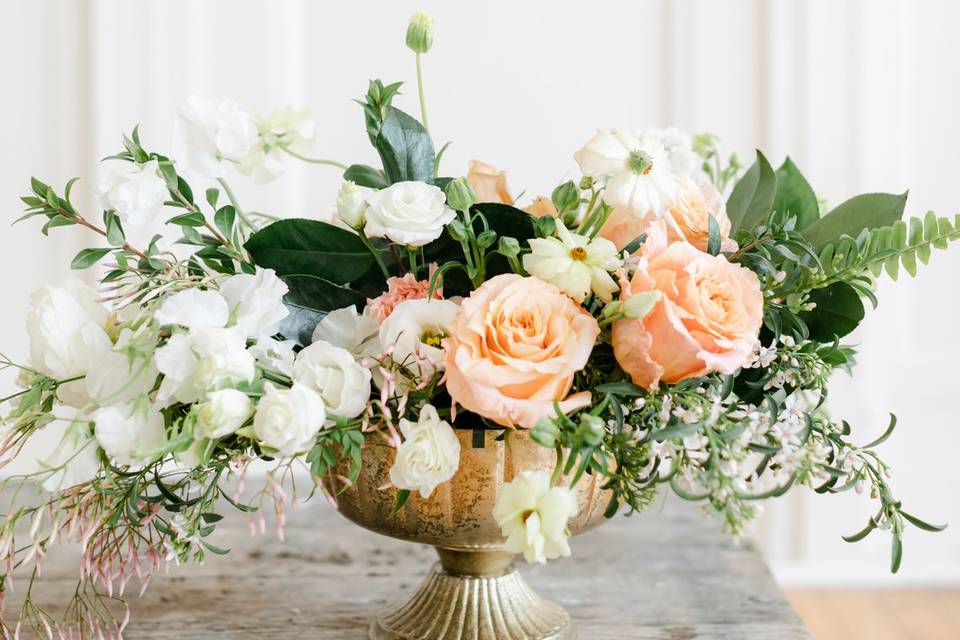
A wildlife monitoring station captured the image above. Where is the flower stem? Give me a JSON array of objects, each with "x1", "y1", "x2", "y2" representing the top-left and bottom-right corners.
[
  {"x1": 281, "y1": 147, "x2": 348, "y2": 170},
  {"x1": 358, "y1": 228, "x2": 390, "y2": 278},
  {"x1": 415, "y1": 52, "x2": 429, "y2": 132},
  {"x1": 407, "y1": 247, "x2": 419, "y2": 278}
]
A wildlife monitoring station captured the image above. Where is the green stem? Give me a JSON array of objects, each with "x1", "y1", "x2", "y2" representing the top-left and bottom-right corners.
[
  {"x1": 281, "y1": 147, "x2": 348, "y2": 170},
  {"x1": 216, "y1": 178, "x2": 258, "y2": 233},
  {"x1": 407, "y1": 247, "x2": 419, "y2": 278},
  {"x1": 415, "y1": 52, "x2": 429, "y2": 131},
  {"x1": 358, "y1": 228, "x2": 390, "y2": 278}
]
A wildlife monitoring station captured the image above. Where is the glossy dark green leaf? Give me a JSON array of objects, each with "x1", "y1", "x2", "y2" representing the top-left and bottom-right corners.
[
  {"x1": 245, "y1": 218, "x2": 374, "y2": 283},
  {"x1": 802, "y1": 192, "x2": 908, "y2": 247},
  {"x1": 375, "y1": 107, "x2": 435, "y2": 184},
  {"x1": 343, "y1": 164, "x2": 388, "y2": 189},
  {"x1": 773, "y1": 157, "x2": 820, "y2": 230},
  {"x1": 727, "y1": 150, "x2": 777, "y2": 234},
  {"x1": 278, "y1": 273, "x2": 366, "y2": 346},
  {"x1": 800, "y1": 281, "x2": 865, "y2": 341}
]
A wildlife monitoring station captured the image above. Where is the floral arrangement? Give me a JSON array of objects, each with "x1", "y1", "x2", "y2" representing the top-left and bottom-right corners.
[{"x1": 1, "y1": 12, "x2": 954, "y2": 637}]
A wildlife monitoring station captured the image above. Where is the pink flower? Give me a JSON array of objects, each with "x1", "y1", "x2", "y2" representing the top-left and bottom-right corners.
[
  {"x1": 443, "y1": 274, "x2": 599, "y2": 429},
  {"x1": 611, "y1": 221, "x2": 762, "y2": 388},
  {"x1": 366, "y1": 273, "x2": 442, "y2": 323}
]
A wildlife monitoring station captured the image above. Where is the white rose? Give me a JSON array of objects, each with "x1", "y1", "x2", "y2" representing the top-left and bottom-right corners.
[
  {"x1": 336, "y1": 180, "x2": 367, "y2": 229},
  {"x1": 379, "y1": 299, "x2": 458, "y2": 382},
  {"x1": 364, "y1": 181, "x2": 456, "y2": 246},
  {"x1": 293, "y1": 340, "x2": 371, "y2": 419},
  {"x1": 311, "y1": 306, "x2": 380, "y2": 359},
  {"x1": 97, "y1": 159, "x2": 168, "y2": 227},
  {"x1": 522, "y1": 219, "x2": 621, "y2": 303},
  {"x1": 173, "y1": 97, "x2": 259, "y2": 178},
  {"x1": 219, "y1": 268, "x2": 289, "y2": 338},
  {"x1": 194, "y1": 389, "x2": 253, "y2": 439},
  {"x1": 155, "y1": 288, "x2": 230, "y2": 329},
  {"x1": 249, "y1": 336, "x2": 296, "y2": 377},
  {"x1": 252, "y1": 383, "x2": 325, "y2": 456},
  {"x1": 92, "y1": 402, "x2": 165, "y2": 467},
  {"x1": 38, "y1": 419, "x2": 99, "y2": 492},
  {"x1": 492, "y1": 470, "x2": 578, "y2": 564},
  {"x1": 84, "y1": 328, "x2": 159, "y2": 406},
  {"x1": 389, "y1": 404, "x2": 460, "y2": 498},
  {"x1": 26, "y1": 280, "x2": 112, "y2": 407},
  {"x1": 155, "y1": 326, "x2": 254, "y2": 406}
]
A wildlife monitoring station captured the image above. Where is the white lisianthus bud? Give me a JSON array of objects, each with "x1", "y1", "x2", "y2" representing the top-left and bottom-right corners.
[
  {"x1": 173, "y1": 97, "x2": 259, "y2": 178},
  {"x1": 492, "y1": 470, "x2": 578, "y2": 564},
  {"x1": 92, "y1": 402, "x2": 165, "y2": 467},
  {"x1": 39, "y1": 418, "x2": 99, "y2": 492},
  {"x1": 293, "y1": 340, "x2": 371, "y2": 419},
  {"x1": 194, "y1": 388, "x2": 253, "y2": 439},
  {"x1": 365, "y1": 181, "x2": 456, "y2": 246},
  {"x1": 522, "y1": 220, "x2": 621, "y2": 302},
  {"x1": 389, "y1": 404, "x2": 460, "y2": 498},
  {"x1": 336, "y1": 181, "x2": 367, "y2": 229},
  {"x1": 97, "y1": 159, "x2": 168, "y2": 227},
  {"x1": 218, "y1": 268, "x2": 289, "y2": 338},
  {"x1": 253, "y1": 384, "x2": 325, "y2": 456},
  {"x1": 379, "y1": 299, "x2": 459, "y2": 383}
]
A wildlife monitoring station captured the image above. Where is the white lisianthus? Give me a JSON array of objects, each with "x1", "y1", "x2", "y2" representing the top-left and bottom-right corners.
[
  {"x1": 84, "y1": 328, "x2": 159, "y2": 406},
  {"x1": 252, "y1": 384, "x2": 325, "y2": 456},
  {"x1": 155, "y1": 326, "x2": 255, "y2": 406},
  {"x1": 194, "y1": 389, "x2": 253, "y2": 439},
  {"x1": 311, "y1": 306, "x2": 380, "y2": 360},
  {"x1": 249, "y1": 336, "x2": 296, "y2": 377},
  {"x1": 336, "y1": 180, "x2": 367, "y2": 229},
  {"x1": 364, "y1": 181, "x2": 456, "y2": 246},
  {"x1": 155, "y1": 288, "x2": 230, "y2": 329},
  {"x1": 219, "y1": 268, "x2": 289, "y2": 338},
  {"x1": 388, "y1": 404, "x2": 460, "y2": 498},
  {"x1": 293, "y1": 340, "x2": 371, "y2": 419},
  {"x1": 38, "y1": 419, "x2": 99, "y2": 492},
  {"x1": 574, "y1": 129, "x2": 677, "y2": 215},
  {"x1": 92, "y1": 402, "x2": 165, "y2": 467},
  {"x1": 26, "y1": 281, "x2": 112, "y2": 407},
  {"x1": 238, "y1": 106, "x2": 317, "y2": 183},
  {"x1": 640, "y1": 127, "x2": 700, "y2": 178},
  {"x1": 379, "y1": 299, "x2": 458, "y2": 382},
  {"x1": 522, "y1": 220, "x2": 621, "y2": 302},
  {"x1": 492, "y1": 470, "x2": 578, "y2": 564},
  {"x1": 97, "y1": 159, "x2": 168, "y2": 227},
  {"x1": 173, "y1": 97, "x2": 259, "y2": 178}
]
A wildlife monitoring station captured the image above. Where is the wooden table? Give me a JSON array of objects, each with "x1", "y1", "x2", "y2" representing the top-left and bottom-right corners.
[{"x1": 21, "y1": 498, "x2": 811, "y2": 639}]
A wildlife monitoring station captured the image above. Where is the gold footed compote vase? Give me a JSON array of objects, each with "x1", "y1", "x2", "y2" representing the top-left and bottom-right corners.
[{"x1": 330, "y1": 428, "x2": 610, "y2": 640}]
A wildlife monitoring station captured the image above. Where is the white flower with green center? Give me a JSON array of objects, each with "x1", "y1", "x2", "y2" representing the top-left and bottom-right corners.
[
  {"x1": 492, "y1": 470, "x2": 578, "y2": 564},
  {"x1": 522, "y1": 220, "x2": 620, "y2": 302}
]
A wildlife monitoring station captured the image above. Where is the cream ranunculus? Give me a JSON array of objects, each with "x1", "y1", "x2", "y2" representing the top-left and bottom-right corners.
[
  {"x1": 97, "y1": 159, "x2": 169, "y2": 227},
  {"x1": 311, "y1": 306, "x2": 381, "y2": 359},
  {"x1": 218, "y1": 268, "x2": 289, "y2": 338},
  {"x1": 379, "y1": 299, "x2": 459, "y2": 382},
  {"x1": 293, "y1": 340, "x2": 372, "y2": 419},
  {"x1": 38, "y1": 418, "x2": 99, "y2": 492},
  {"x1": 193, "y1": 388, "x2": 254, "y2": 439},
  {"x1": 252, "y1": 383, "x2": 326, "y2": 456},
  {"x1": 336, "y1": 180, "x2": 367, "y2": 229},
  {"x1": 92, "y1": 402, "x2": 165, "y2": 467},
  {"x1": 522, "y1": 220, "x2": 621, "y2": 302},
  {"x1": 466, "y1": 160, "x2": 512, "y2": 204},
  {"x1": 492, "y1": 470, "x2": 578, "y2": 564},
  {"x1": 155, "y1": 326, "x2": 255, "y2": 406},
  {"x1": 364, "y1": 181, "x2": 456, "y2": 246},
  {"x1": 388, "y1": 404, "x2": 461, "y2": 498},
  {"x1": 173, "y1": 97, "x2": 259, "y2": 178}
]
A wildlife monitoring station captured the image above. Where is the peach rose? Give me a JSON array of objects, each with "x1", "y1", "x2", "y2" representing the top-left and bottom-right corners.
[
  {"x1": 611, "y1": 221, "x2": 762, "y2": 388},
  {"x1": 466, "y1": 160, "x2": 512, "y2": 204},
  {"x1": 366, "y1": 273, "x2": 441, "y2": 323},
  {"x1": 523, "y1": 196, "x2": 558, "y2": 218},
  {"x1": 443, "y1": 274, "x2": 599, "y2": 428}
]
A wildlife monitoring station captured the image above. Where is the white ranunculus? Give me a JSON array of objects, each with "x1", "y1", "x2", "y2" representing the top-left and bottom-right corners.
[
  {"x1": 173, "y1": 97, "x2": 259, "y2": 178},
  {"x1": 311, "y1": 306, "x2": 381, "y2": 360},
  {"x1": 194, "y1": 388, "x2": 253, "y2": 439},
  {"x1": 155, "y1": 326, "x2": 255, "y2": 406},
  {"x1": 293, "y1": 340, "x2": 371, "y2": 419},
  {"x1": 84, "y1": 329, "x2": 159, "y2": 406},
  {"x1": 336, "y1": 180, "x2": 367, "y2": 229},
  {"x1": 252, "y1": 383, "x2": 325, "y2": 456},
  {"x1": 640, "y1": 126, "x2": 700, "y2": 178},
  {"x1": 97, "y1": 159, "x2": 169, "y2": 227},
  {"x1": 92, "y1": 402, "x2": 165, "y2": 467},
  {"x1": 388, "y1": 404, "x2": 460, "y2": 498},
  {"x1": 522, "y1": 220, "x2": 621, "y2": 303},
  {"x1": 26, "y1": 280, "x2": 112, "y2": 407},
  {"x1": 155, "y1": 288, "x2": 230, "y2": 329},
  {"x1": 219, "y1": 268, "x2": 289, "y2": 338},
  {"x1": 492, "y1": 469, "x2": 578, "y2": 564},
  {"x1": 379, "y1": 299, "x2": 458, "y2": 382},
  {"x1": 38, "y1": 419, "x2": 99, "y2": 492},
  {"x1": 364, "y1": 181, "x2": 456, "y2": 246},
  {"x1": 249, "y1": 336, "x2": 296, "y2": 377},
  {"x1": 574, "y1": 129, "x2": 678, "y2": 215}
]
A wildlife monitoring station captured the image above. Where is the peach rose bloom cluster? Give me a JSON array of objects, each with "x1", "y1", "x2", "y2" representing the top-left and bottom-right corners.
[
  {"x1": 366, "y1": 273, "x2": 442, "y2": 323},
  {"x1": 612, "y1": 221, "x2": 762, "y2": 388},
  {"x1": 466, "y1": 160, "x2": 512, "y2": 204},
  {"x1": 600, "y1": 177, "x2": 737, "y2": 254},
  {"x1": 443, "y1": 274, "x2": 599, "y2": 429}
]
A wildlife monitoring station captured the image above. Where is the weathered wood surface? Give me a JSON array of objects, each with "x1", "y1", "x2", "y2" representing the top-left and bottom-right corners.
[{"x1": 16, "y1": 499, "x2": 810, "y2": 639}]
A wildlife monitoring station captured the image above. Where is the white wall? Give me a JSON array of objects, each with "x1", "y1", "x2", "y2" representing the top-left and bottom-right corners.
[{"x1": 1, "y1": 0, "x2": 957, "y2": 585}]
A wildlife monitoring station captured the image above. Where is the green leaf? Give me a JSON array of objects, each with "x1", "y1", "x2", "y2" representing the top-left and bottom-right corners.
[
  {"x1": 205, "y1": 187, "x2": 220, "y2": 208},
  {"x1": 375, "y1": 106, "x2": 435, "y2": 184},
  {"x1": 890, "y1": 534, "x2": 903, "y2": 573},
  {"x1": 800, "y1": 281, "x2": 865, "y2": 341},
  {"x1": 706, "y1": 214, "x2": 721, "y2": 255},
  {"x1": 802, "y1": 192, "x2": 908, "y2": 248},
  {"x1": 389, "y1": 489, "x2": 411, "y2": 518},
  {"x1": 343, "y1": 164, "x2": 388, "y2": 189},
  {"x1": 70, "y1": 247, "x2": 112, "y2": 270},
  {"x1": 279, "y1": 274, "x2": 366, "y2": 346},
  {"x1": 727, "y1": 150, "x2": 777, "y2": 234},
  {"x1": 594, "y1": 382, "x2": 646, "y2": 397},
  {"x1": 899, "y1": 511, "x2": 948, "y2": 533},
  {"x1": 245, "y1": 218, "x2": 374, "y2": 283},
  {"x1": 168, "y1": 212, "x2": 207, "y2": 227},
  {"x1": 214, "y1": 205, "x2": 236, "y2": 238},
  {"x1": 104, "y1": 211, "x2": 125, "y2": 245},
  {"x1": 862, "y1": 414, "x2": 897, "y2": 449},
  {"x1": 773, "y1": 157, "x2": 820, "y2": 230}
]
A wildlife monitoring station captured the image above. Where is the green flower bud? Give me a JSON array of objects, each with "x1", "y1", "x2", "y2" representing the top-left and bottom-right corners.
[
  {"x1": 498, "y1": 236, "x2": 521, "y2": 258},
  {"x1": 577, "y1": 414, "x2": 605, "y2": 446},
  {"x1": 578, "y1": 176, "x2": 594, "y2": 190},
  {"x1": 406, "y1": 12, "x2": 434, "y2": 54},
  {"x1": 551, "y1": 180, "x2": 580, "y2": 215},
  {"x1": 448, "y1": 219, "x2": 469, "y2": 242},
  {"x1": 535, "y1": 215, "x2": 557, "y2": 238},
  {"x1": 477, "y1": 229, "x2": 498, "y2": 249},
  {"x1": 531, "y1": 417, "x2": 560, "y2": 448},
  {"x1": 444, "y1": 177, "x2": 476, "y2": 212}
]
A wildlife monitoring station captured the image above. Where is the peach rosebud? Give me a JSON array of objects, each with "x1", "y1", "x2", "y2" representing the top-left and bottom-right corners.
[
  {"x1": 466, "y1": 160, "x2": 512, "y2": 204},
  {"x1": 611, "y1": 221, "x2": 762, "y2": 388},
  {"x1": 523, "y1": 196, "x2": 559, "y2": 218},
  {"x1": 444, "y1": 274, "x2": 599, "y2": 428}
]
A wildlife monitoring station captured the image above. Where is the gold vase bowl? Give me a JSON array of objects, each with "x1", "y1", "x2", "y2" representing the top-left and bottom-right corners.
[{"x1": 330, "y1": 428, "x2": 610, "y2": 640}]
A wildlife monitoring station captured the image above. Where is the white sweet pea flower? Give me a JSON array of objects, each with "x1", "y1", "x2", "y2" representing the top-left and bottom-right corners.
[
  {"x1": 252, "y1": 383, "x2": 325, "y2": 456},
  {"x1": 194, "y1": 388, "x2": 253, "y2": 439},
  {"x1": 336, "y1": 180, "x2": 367, "y2": 229},
  {"x1": 249, "y1": 336, "x2": 296, "y2": 377},
  {"x1": 155, "y1": 326, "x2": 255, "y2": 406},
  {"x1": 38, "y1": 418, "x2": 99, "y2": 492},
  {"x1": 97, "y1": 159, "x2": 168, "y2": 227},
  {"x1": 173, "y1": 97, "x2": 259, "y2": 178},
  {"x1": 364, "y1": 181, "x2": 456, "y2": 246},
  {"x1": 92, "y1": 402, "x2": 165, "y2": 467},
  {"x1": 388, "y1": 404, "x2": 460, "y2": 498},
  {"x1": 237, "y1": 106, "x2": 316, "y2": 183},
  {"x1": 640, "y1": 126, "x2": 700, "y2": 177},
  {"x1": 219, "y1": 268, "x2": 289, "y2": 338},
  {"x1": 155, "y1": 289, "x2": 230, "y2": 329},
  {"x1": 492, "y1": 469, "x2": 578, "y2": 564},
  {"x1": 84, "y1": 328, "x2": 159, "y2": 406},
  {"x1": 574, "y1": 129, "x2": 677, "y2": 215},
  {"x1": 379, "y1": 299, "x2": 458, "y2": 382},
  {"x1": 311, "y1": 306, "x2": 380, "y2": 360},
  {"x1": 522, "y1": 220, "x2": 620, "y2": 302},
  {"x1": 293, "y1": 340, "x2": 371, "y2": 419}
]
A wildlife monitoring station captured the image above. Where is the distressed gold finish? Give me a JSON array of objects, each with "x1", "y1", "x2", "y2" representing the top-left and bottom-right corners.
[{"x1": 330, "y1": 428, "x2": 611, "y2": 640}]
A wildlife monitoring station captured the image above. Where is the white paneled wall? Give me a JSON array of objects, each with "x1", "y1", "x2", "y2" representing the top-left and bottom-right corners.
[{"x1": 1, "y1": 0, "x2": 958, "y2": 585}]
